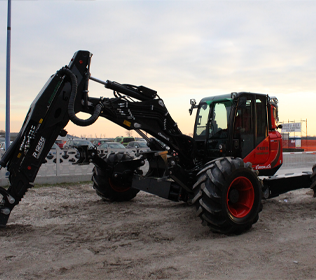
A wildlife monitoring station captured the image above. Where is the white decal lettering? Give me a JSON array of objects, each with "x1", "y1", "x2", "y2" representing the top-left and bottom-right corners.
[
  {"x1": 255, "y1": 164, "x2": 271, "y2": 170},
  {"x1": 32, "y1": 136, "x2": 46, "y2": 159}
]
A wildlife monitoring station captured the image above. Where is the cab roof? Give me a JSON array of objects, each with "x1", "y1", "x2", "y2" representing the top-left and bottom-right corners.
[{"x1": 199, "y1": 92, "x2": 269, "y2": 105}]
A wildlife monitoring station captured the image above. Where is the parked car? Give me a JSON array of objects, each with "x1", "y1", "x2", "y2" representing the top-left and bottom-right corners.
[
  {"x1": 97, "y1": 142, "x2": 128, "y2": 157},
  {"x1": 126, "y1": 141, "x2": 150, "y2": 153},
  {"x1": 114, "y1": 136, "x2": 135, "y2": 146},
  {"x1": 98, "y1": 142, "x2": 126, "y2": 150},
  {"x1": 92, "y1": 138, "x2": 112, "y2": 147},
  {"x1": 55, "y1": 139, "x2": 66, "y2": 149},
  {"x1": 63, "y1": 139, "x2": 96, "y2": 149},
  {"x1": 135, "y1": 138, "x2": 147, "y2": 142}
]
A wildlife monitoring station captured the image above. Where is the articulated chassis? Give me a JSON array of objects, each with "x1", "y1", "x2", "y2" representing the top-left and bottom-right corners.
[{"x1": 0, "y1": 50, "x2": 314, "y2": 231}]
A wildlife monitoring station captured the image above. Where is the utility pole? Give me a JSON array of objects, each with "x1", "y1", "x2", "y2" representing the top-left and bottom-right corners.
[{"x1": 5, "y1": 0, "x2": 12, "y2": 150}]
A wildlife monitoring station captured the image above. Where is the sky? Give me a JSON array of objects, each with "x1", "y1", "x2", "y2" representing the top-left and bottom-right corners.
[{"x1": 0, "y1": 0, "x2": 316, "y2": 138}]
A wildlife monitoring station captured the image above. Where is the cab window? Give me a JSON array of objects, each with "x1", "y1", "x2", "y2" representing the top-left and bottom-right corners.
[
  {"x1": 194, "y1": 103, "x2": 210, "y2": 137},
  {"x1": 209, "y1": 102, "x2": 229, "y2": 138},
  {"x1": 256, "y1": 96, "x2": 267, "y2": 144}
]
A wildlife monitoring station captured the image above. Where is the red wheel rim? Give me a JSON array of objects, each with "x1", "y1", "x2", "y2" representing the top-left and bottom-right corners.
[{"x1": 226, "y1": 176, "x2": 254, "y2": 218}]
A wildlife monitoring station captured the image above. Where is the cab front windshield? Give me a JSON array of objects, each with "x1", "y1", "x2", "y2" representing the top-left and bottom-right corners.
[{"x1": 194, "y1": 101, "x2": 231, "y2": 139}]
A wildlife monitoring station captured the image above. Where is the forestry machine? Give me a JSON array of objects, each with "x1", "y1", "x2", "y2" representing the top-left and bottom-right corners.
[{"x1": 0, "y1": 51, "x2": 315, "y2": 234}]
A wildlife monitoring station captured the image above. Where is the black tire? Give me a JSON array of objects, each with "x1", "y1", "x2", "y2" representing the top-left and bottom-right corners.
[
  {"x1": 92, "y1": 153, "x2": 139, "y2": 201},
  {"x1": 311, "y1": 164, "x2": 316, "y2": 197},
  {"x1": 192, "y1": 157, "x2": 263, "y2": 234}
]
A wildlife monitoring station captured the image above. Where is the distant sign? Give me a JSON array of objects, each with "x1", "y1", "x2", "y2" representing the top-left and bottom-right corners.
[{"x1": 281, "y1": 122, "x2": 301, "y2": 133}]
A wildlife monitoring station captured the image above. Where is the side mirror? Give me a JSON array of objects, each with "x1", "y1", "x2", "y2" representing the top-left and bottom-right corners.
[
  {"x1": 189, "y1": 99, "x2": 197, "y2": 115},
  {"x1": 277, "y1": 124, "x2": 282, "y2": 129}
]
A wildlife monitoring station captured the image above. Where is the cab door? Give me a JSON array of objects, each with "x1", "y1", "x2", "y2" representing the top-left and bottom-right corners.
[
  {"x1": 233, "y1": 94, "x2": 269, "y2": 164},
  {"x1": 252, "y1": 95, "x2": 269, "y2": 164},
  {"x1": 233, "y1": 95, "x2": 255, "y2": 158}
]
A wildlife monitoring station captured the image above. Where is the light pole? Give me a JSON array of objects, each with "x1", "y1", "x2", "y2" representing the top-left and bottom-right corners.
[{"x1": 5, "y1": 0, "x2": 11, "y2": 150}]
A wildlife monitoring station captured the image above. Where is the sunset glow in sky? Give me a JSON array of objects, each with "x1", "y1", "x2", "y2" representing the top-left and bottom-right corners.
[{"x1": 1, "y1": 0, "x2": 316, "y2": 137}]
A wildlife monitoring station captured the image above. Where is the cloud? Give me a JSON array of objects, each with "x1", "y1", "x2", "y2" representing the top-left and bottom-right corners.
[{"x1": 1, "y1": 0, "x2": 316, "y2": 135}]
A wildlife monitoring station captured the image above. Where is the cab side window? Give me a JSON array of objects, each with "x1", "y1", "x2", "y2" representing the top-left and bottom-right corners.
[
  {"x1": 256, "y1": 96, "x2": 268, "y2": 145},
  {"x1": 234, "y1": 96, "x2": 254, "y2": 158}
]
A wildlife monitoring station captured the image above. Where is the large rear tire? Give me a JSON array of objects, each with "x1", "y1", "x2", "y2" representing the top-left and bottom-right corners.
[
  {"x1": 92, "y1": 153, "x2": 139, "y2": 201},
  {"x1": 192, "y1": 157, "x2": 262, "y2": 234}
]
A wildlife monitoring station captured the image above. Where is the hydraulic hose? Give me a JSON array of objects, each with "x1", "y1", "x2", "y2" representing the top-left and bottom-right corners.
[{"x1": 57, "y1": 67, "x2": 103, "y2": 126}]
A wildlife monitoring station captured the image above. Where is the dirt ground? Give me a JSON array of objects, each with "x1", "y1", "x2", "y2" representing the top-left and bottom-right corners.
[{"x1": 1, "y1": 182, "x2": 316, "y2": 280}]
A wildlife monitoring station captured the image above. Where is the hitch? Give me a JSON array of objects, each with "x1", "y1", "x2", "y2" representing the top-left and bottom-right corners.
[{"x1": 74, "y1": 145, "x2": 98, "y2": 165}]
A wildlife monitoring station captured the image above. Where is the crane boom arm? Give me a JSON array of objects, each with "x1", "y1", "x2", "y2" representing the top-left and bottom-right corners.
[{"x1": 0, "y1": 50, "x2": 196, "y2": 227}]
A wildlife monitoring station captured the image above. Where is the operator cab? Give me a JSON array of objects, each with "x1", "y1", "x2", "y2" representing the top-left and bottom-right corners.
[
  {"x1": 192, "y1": 92, "x2": 282, "y2": 176},
  {"x1": 193, "y1": 94, "x2": 232, "y2": 160}
]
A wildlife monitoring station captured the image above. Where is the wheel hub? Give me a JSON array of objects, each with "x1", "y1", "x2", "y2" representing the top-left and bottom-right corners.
[
  {"x1": 228, "y1": 189, "x2": 239, "y2": 204},
  {"x1": 226, "y1": 176, "x2": 255, "y2": 218}
]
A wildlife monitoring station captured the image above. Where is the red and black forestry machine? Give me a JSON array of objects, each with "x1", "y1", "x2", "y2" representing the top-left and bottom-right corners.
[{"x1": 0, "y1": 50, "x2": 315, "y2": 234}]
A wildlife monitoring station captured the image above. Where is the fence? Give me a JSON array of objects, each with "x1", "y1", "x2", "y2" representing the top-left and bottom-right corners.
[
  {"x1": 301, "y1": 139, "x2": 316, "y2": 151},
  {"x1": 0, "y1": 148, "x2": 315, "y2": 187},
  {"x1": 282, "y1": 139, "x2": 316, "y2": 151},
  {"x1": 0, "y1": 147, "x2": 133, "y2": 186}
]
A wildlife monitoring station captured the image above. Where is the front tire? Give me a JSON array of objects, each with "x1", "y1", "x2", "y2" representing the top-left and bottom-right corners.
[
  {"x1": 192, "y1": 157, "x2": 262, "y2": 234},
  {"x1": 92, "y1": 153, "x2": 139, "y2": 201}
]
